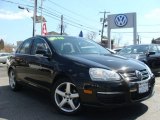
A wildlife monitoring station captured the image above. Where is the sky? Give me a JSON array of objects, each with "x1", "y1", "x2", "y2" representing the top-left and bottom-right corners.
[{"x1": 0, "y1": 0, "x2": 160, "y2": 47}]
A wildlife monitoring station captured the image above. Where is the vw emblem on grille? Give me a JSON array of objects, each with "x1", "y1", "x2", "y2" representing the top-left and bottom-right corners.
[
  {"x1": 135, "y1": 70, "x2": 143, "y2": 80},
  {"x1": 114, "y1": 14, "x2": 128, "y2": 27}
]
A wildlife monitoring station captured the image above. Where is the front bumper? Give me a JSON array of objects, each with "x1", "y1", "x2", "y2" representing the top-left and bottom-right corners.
[{"x1": 79, "y1": 75, "x2": 155, "y2": 107}]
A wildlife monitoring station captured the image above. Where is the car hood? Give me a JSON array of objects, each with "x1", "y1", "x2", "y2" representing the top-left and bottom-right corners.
[{"x1": 63, "y1": 54, "x2": 146, "y2": 72}]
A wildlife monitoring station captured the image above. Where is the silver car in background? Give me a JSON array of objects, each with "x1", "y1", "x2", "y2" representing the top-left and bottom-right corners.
[{"x1": 0, "y1": 53, "x2": 10, "y2": 64}]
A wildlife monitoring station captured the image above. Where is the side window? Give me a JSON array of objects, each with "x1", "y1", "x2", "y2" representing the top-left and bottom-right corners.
[
  {"x1": 18, "y1": 39, "x2": 32, "y2": 54},
  {"x1": 31, "y1": 38, "x2": 51, "y2": 55},
  {"x1": 61, "y1": 43, "x2": 75, "y2": 54}
]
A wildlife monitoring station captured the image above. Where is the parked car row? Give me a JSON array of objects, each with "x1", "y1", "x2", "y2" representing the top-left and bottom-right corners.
[
  {"x1": 112, "y1": 44, "x2": 160, "y2": 73},
  {"x1": 0, "y1": 52, "x2": 11, "y2": 64},
  {"x1": 7, "y1": 35, "x2": 155, "y2": 115}
]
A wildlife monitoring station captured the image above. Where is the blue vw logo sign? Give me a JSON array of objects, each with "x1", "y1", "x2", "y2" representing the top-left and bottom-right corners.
[{"x1": 114, "y1": 14, "x2": 128, "y2": 27}]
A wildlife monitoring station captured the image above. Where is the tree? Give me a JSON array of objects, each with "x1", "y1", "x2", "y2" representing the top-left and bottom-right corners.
[
  {"x1": 86, "y1": 32, "x2": 96, "y2": 40},
  {"x1": 0, "y1": 39, "x2": 14, "y2": 52},
  {"x1": 3, "y1": 43, "x2": 14, "y2": 52},
  {"x1": 0, "y1": 39, "x2": 4, "y2": 50}
]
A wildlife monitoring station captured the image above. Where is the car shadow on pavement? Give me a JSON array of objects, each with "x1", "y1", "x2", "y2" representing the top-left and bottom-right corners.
[
  {"x1": 0, "y1": 85, "x2": 148, "y2": 120},
  {"x1": 79, "y1": 103, "x2": 148, "y2": 120}
]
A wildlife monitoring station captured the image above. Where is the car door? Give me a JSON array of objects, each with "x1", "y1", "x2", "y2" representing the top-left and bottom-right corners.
[
  {"x1": 14, "y1": 38, "x2": 33, "y2": 82},
  {"x1": 27, "y1": 37, "x2": 54, "y2": 90}
]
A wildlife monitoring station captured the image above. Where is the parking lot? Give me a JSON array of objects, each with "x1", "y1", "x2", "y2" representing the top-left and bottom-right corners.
[{"x1": 0, "y1": 63, "x2": 160, "y2": 120}]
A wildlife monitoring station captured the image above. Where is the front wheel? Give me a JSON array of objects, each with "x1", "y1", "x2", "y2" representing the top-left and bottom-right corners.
[
  {"x1": 9, "y1": 69, "x2": 21, "y2": 91},
  {"x1": 52, "y1": 78, "x2": 81, "y2": 115}
]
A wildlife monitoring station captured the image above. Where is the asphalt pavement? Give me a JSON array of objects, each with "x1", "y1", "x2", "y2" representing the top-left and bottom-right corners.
[{"x1": 0, "y1": 64, "x2": 160, "y2": 120}]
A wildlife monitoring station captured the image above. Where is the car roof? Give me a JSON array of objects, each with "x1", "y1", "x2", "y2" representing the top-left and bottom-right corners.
[
  {"x1": 36, "y1": 35, "x2": 77, "y2": 38},
  {"x1": 36, "y1": 35, "x2": 89, "y2": 40},
  {"x1": 125, "y1": 44, "x2": 158, "y2": 47}
]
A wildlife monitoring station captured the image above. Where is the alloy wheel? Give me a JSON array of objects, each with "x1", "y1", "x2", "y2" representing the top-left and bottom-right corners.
[
  {"x1": 54, "y1": 82, "x2": 80, "y2": 113},
  {"x1": 9, "y1": 70, "x2": 16, "y2": 89}
]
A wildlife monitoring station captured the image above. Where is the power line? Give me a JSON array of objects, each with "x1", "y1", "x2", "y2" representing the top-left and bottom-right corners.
[
  {"x1": 112, "y1": 32, "x2": 160, "y2": 33},
  {"x1": 39, "y1": 7, "x2": 99, "y2": 31},
  {"x1": 21, "y1": 0, "x2": 34, "y2": 5},
  {"x1": 0, "y1": 0, "x2": 33, "y2": 8},
  {"x1": 64, "y1": 21, "x2": 96, "y2": 33},
  {"x1": 40, "y1": 8, "x2": 60, "y2": 18},
  {"x1": 1, "y1": 0, "x2": 98, "y2": 32},
  {"x1": 41, "y1": 9, "x2": 96, "y2": 32},
  {"x1": 4, "y1": 0, "x2": 159, "y2": 34},
  {"x1": 42, "y1": 6, "x2": 99, "y2": 31},
  {"x1": 41, "y1": 11, "x2": 96, "y2": 33},
  {"x1": 138, "y1": 24, "x2": 160, "y2": 26},
  {"x1": 47, "y1": 0, "x2": 98, "y2": 23},
  {"x1": 36, "y1": 8, "x2": 97, "y2": 32},
  {"x1": 42, "y1": 12, "x2": 61, "y2": 22},
  {"x1": 64, "y1": 17, "x2": 99, "y2": 31},
  {"x1": 2, "y1": 0, "x2": 160, "y2": 28}
]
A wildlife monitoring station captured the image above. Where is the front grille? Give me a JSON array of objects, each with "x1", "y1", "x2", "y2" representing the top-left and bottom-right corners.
[
  {"x1": 97, "y1": 94, "x2": 125, "y2": 104},
  {"x1": 120, "y1": 69, "x2": 149, "y2": 82}
]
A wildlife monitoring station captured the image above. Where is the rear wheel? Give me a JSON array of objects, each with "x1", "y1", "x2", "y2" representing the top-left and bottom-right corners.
[
  {"x1": 9, "y1": 69, "x2": 21, "y2": 91},
  {"x1": 52, "y1": 78, "x2": 81, "y2": 115}
]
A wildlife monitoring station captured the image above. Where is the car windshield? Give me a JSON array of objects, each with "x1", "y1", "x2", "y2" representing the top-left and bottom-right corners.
[
  {"x1": 47, "y1": 36, "x2": 111, "y2": 55},
  {"x1": 119, "y1": 45, "x2": 149, "y2": 54}
]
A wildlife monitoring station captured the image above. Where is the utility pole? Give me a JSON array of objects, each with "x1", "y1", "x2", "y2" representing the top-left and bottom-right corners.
[
  {"x1": 41, "y1": 0, "x2": 43, "y2": 35},
  {"x1": 137, "y1": 35, "x2": 141, "y2": 44},
  {"x1": 60, "y1": 15, "x2": 63, "y2": 35},
  {"x1": 100, "y1": 11, "x2": 110, "y2": 44},
  {"x1": 33, "y1": 0, "x2": 37, "y2": 37},
  {"x1": 137, "y1": 35, "x2": 139, "y2": 44}
]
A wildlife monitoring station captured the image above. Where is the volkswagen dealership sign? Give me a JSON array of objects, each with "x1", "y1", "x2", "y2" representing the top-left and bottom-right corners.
[
  {"x1": 108, "y1": 12, "x2": 136, "y2": 29},
  {"x1": 114, "y1": 14, "x2": 128, "y2": 27},
  {"x1": 107, "y1": 12, "x2": 137, "y2": 48}
]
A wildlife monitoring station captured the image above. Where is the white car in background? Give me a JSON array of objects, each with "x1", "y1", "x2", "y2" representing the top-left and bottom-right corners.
[{"x1": 0, "y1": 53, "x2": 10, "y2": 64}]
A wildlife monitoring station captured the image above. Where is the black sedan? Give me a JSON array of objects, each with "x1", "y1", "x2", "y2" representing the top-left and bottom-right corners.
[
  {"x1": 7, "y1": 36, "x2": 155, "y2": 115},
  {"x1": 118, "y1": 44, "x2": 160, "y2": 73}
]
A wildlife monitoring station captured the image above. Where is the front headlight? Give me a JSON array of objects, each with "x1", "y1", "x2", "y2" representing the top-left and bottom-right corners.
[
  {"x1": 145, "y1": 64, "x2": 153, "y2": 76},
  {"x1": 89, "y1": 68, "x2": 121, "y2": 81}
]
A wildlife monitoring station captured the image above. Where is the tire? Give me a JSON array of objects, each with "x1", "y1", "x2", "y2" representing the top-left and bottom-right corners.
[
  {"x1": 9, "y1": 69, "x2": 21, "y2": 91},
  {"x1": 51, "y1": 78, "x2": 81, "y2": 115}
]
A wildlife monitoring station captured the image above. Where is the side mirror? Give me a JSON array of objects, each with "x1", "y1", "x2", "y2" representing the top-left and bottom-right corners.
[
  {"x1": 36, "y1": 49, "x2": 46, "y2": 55},
  {"x1": 36, "y1": 49, "x2": 51, "y2": 58},
  {"x1": 146, "y1": 51, "x2": 155, "y2": 57}
]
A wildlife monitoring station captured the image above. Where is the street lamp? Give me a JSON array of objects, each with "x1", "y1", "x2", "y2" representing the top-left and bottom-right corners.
[
  {"x1": 18, "y1": 5, "x2": 36, "y2": 37},
  {"x1": 18, "y1": 1, "x2": 46, "y2": 36},
  {"x1": 18, "y1": 0, "x2": 37, "y2": 37},
  {"x1": 18, "y1": 6, "x2": 29, "y2": 12}
]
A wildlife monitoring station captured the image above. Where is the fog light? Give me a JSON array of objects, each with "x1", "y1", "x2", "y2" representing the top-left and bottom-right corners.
[
  {"x1": 130, "y1": 88, "x2": 137, "y2": 92},
  {"x1": 84, "y1": 89, "x2": 93, "y2": 94}
]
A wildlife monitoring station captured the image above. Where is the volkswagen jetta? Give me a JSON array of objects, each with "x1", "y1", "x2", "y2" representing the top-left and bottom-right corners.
[{"x1": 7, "y1": 35, "x2": 155, "y2": 114}]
